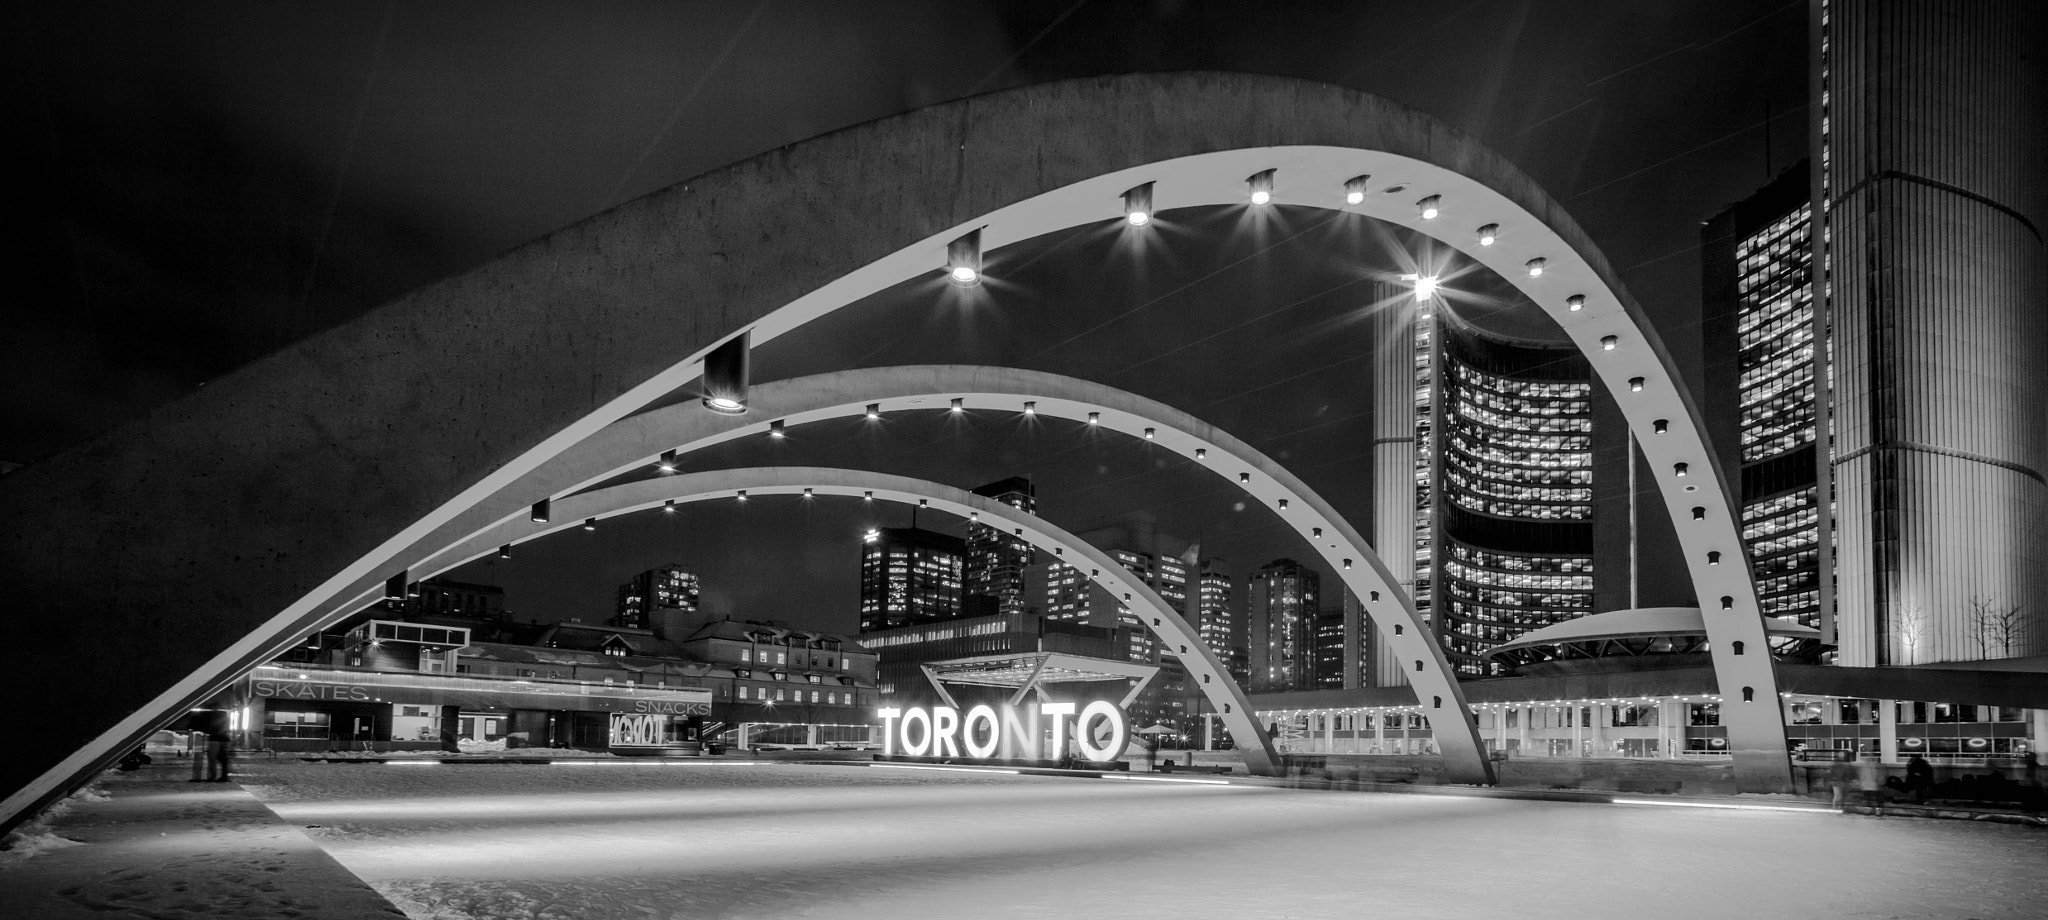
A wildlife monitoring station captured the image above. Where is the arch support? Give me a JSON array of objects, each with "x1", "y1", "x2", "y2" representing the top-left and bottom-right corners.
[{"x1": 411, "y1": 467, "x2": 1285, "y2": 775}]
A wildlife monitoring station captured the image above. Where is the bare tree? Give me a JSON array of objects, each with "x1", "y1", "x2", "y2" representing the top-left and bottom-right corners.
[
  {"x1": 1893, "y1": 601, "x2": 1928, "y2": 665},
  {"x1": 1967, "y1": 594, "x2": 2025, "y2": 659}
]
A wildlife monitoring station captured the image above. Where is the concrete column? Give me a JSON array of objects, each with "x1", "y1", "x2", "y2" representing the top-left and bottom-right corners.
[
  {"x1": 1375, "y1": 709, "x2": 1386, "y2": 754},
  {"x1": 1878, "y1": 701, "x2": 1899, "y2": 765},
  {"x1": 1518, "y1": 706, "x2": 1530, "y2": 754}
]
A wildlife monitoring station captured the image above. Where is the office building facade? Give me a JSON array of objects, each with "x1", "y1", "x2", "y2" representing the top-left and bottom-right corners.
[
  {"x1": 612, "y1": 564, "x2": 701, "y2": 630},
  {"x1": 858, "y1": 527, "x2": 966, "y2": 633},
  {"x1": 1248, "y1": 558, "x2": 1320, "y2": 693},
  {"x1": 1702, "y1": 161, "x2": 1829, "y2": 639},
  {"x1": 964, "y1": 477, "x2": 1038, "y2": 616}
]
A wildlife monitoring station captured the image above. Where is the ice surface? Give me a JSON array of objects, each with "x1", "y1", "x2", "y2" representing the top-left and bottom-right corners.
[{"x1": 238, "y1": 760, "x2": 2048, "y2": 920}]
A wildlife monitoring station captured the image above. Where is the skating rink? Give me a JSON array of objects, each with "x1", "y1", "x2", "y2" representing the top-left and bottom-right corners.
[{"x1": 241, "y1": 759, "x2": 2048, "y2": 920}]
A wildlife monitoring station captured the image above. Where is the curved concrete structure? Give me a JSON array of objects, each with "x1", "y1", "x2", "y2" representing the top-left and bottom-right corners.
[
  {"x1": 389, "y1": 466, "x2": 1285, "y2": 776},
  {"x1": 287, "y1": 366, "x2": 1494, "y2": 784},
  {"x1": 0, "y1": 72, "x2": 1789, "y2": 831}
]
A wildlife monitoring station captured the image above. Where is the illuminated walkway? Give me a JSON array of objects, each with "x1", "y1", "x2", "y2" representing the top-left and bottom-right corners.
[{"x1": 228, "y1": 760, "x2": 2047, "y2": 920}]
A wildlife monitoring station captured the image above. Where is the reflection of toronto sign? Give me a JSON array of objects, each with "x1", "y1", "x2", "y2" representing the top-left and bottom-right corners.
[
  {"x1": 877, "y1": 700, "x2": 1128, "y2": 761},
  {"x1": 610, "y1": 713, "x2": 666, "y2": 747}
]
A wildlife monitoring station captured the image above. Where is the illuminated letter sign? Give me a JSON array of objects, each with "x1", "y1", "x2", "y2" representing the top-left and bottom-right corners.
[
  {"x1": 609, "y1": 712, "x2": 665, "y2": 747},
  {"x1": 877, "y1": 699, "x2": 1127, "y2": 763}
]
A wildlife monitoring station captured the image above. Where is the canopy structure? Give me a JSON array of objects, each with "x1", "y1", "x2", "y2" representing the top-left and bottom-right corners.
[{"x1": 919, "y1": 652, "x2": 1160, "y2": 708}]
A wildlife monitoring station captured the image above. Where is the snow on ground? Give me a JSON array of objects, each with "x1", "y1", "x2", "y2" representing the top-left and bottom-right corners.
[{"x1": 239, "y1": 759, "x2": 2048, "y2": 920}]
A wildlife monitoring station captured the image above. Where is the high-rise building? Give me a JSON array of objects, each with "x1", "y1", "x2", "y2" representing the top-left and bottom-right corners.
[
  {"x1": 1193, "y1": 558, "x2": 1245, "y2": 683},
  {"x1": 612, "y1": 564, "x2": 700, "y2": 630},
  {"x1": 1248, "y1": 558, "x2": 1320, "y2": 693},
  {"x1": 1314, "y1": 587, "x2": 1371, "y2": 690},
  {"x1": 1703, "y1": 161, "x2": 1829, "y2": 640},
  {"x1": 858, "y1": 527, "x2": 965, "y2": 633},
  {"x1": 1815, "y1": 0, "x2": 2047, "y2": 665},
  {"x1": 965, "y1": 477, "x2": 1037, "y2": 616},
  {"x1": 1375, "y1": 288, "x2": 1599, "y2": 679}
]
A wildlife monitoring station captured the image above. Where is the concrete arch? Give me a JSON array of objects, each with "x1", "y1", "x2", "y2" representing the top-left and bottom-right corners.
[
  {"x1": 393, "y1": 466, "x2": 1285, "y2": 776},
  {"x1": 1, "y1": 72, "x2": 1786, "y2": 830},
  {"x1": 292, "y1": 365, "x2": 1494, "y2": 784}
]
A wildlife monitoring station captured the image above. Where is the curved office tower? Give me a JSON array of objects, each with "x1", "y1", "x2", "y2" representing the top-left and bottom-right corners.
[
  {"x1": 1821, "y1": 0, "x2": 2048, "y2": 664},
  {"x1": 1374, "y1": 281, "x2": 1596, "y2": 679}
]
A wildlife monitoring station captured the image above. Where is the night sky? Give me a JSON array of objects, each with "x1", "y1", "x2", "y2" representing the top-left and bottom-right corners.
[{"x1": 8, "y1": 1, "x2": 1811, "y2": 632}]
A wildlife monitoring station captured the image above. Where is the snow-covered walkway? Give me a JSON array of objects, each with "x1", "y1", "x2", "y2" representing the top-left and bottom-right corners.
[{"x1": 240, "y1": 759, "x2": 2047, "y2": 920}]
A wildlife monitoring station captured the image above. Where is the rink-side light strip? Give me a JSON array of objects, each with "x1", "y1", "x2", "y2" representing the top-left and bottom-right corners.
[
  {"x1": 547, "y1": 760, "x2": 767, "y2": 767},
  {"x1": 1098, "y1": 773, "x2": 1232, "y2": 786},
  {"x1": 1610, "y1": 797, "x2": 1827, "y2": 813},
  {"x1": 868, "y1": 763, "x2": 1022, "y2": 775}
]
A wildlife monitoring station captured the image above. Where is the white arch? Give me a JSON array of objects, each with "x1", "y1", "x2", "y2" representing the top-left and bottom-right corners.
[
  {"x1": 401, "y1": 467, "x2": 1284, "y2": 776},
  {"x1": 3, "y1": 75, "x2": 1792, "y2": 830},
  {"x1": 301, "y1": 366, "x2": 1495, "y2": 784}
]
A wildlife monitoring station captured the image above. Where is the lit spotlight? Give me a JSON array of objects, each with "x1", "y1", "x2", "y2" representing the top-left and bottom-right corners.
[
  {"x1": 1144, "y1": 428, "x2": 1156, "y2": 439},
  {"x1": 1239, "y1": 472, "x2": 1251, "y2": 483},
  {"x1": 803, "y1": 488, "x2": 813, "y2": 498},
  {"x1": 385, "y1": 573, "x2": 407, "y2": 601},
  {"x1": 663, "y1": 499, "x2": 677, "y2": 513},
  {"x1": 583, "y1": 517, "x2": 597, "y2": 532},
  {"x1": 863, "y1": 490, "x2": 873, "y2": 500},
  {"x1": 497, "y1": 544, "x2": 512, "y2": 560},
  {"x1": 1122, "y1": 181, "x2": 1154, "y2": 226},
  {"x1": 865, "y1": 403, "x2": 880, "y2": 420},
  {"x1": 1416, "y1": 195, "x2": 1441, "y2": 220},
  {"x1": 1567, "y1": 294, "x2": 1586, "y2": 312},
  {"x1": 1196, "y1": 448, "x2": 1207, "y2": 459},
  {"x1": 1601, "y1": 335, "x2": 1618, "y2": 350},
  {"x1": 736, "y1": 490, "x2": 748, "y2": 501},
  {"x1": 1673, "y1": 463, "x2": 1689, "y2": 477},
  {"x1": 1477, "y1": 223, "x2": 1499, "y2": 246},
  {"x1": 656, "y1": 449, "x2": 678, "y2": 473},
  {"x1": 1526, "y1": 257, "x2": 1547, "y2": 277},
  {"x1": 1023, "y1": 401, "x2": 1036, "y2": 415},
  {"x1": 946, "y1": 228, "x2": 983, "y2": 287},
  {"x1": 701, "y1": 332, "x2": 751, "y2": 415},
  {"x1": 1630, "y1": 377, "x2": 1645, "y2": 392},
  {"x1": 1344, "y1": 175, "x2": 1370, "y2": 205},
  {"x1": 1246, "y1": 169, "x2": 1275, "y2": 206},
  {"x1": 1401, "y1": 272, "x2": 1440, "y2": 302},
  {"x1": 770, "y1": 420, "x2": 786, "y2": 438},
  {"x1": 1088, "y1": 412, "x2": 1100, "y2": 424},
  {"x1": 530, "y1": 499, "x2": 551, "y2": 523},
  {"x1": 950, "y1": 398, "x2": 964, "y2": 413}
]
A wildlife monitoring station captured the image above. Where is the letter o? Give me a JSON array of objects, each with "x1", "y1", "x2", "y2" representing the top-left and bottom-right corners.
[
  {"x1": 1075, "y1": 700, "x2": 1128, "y2": 762},
  {"x1": 963, "y1": 705, "x2": 999, "y2": 758},
  {"x1": 901, "y1": 706, "x2": 933, "y2": 756}
]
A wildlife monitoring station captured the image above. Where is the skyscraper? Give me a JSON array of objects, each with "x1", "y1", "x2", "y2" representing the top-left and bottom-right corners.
[
  {"x1": 858, "y1": 527, "x2": 965, "y2": 633},
  {"x1": 1193, "y1": 558, "x2": 1245, "y2": 684},
  {"x1": 964, "y1": 477, "x2": 1037, "y2": 616},
  {"x1": 612, "y1": 564, "x2": 700, "y2": 629},
  {"x1": 1374, "y1": 286, "x2": 1599, "y2": 680},
  {"x1": 1702, "y1": 160, "x2": 1828, "y2": 639},
  {"x1": 1816, "y1": 0, "x2": 2047, "y2": 665},
  {"x1": 1248, "y1": 558, "x2": 1319, "y2": 693}
]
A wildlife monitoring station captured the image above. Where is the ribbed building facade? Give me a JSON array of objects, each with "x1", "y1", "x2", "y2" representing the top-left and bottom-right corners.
[{"x1": 1818, "y1": 0, "x2": 2047, "y2": 664}]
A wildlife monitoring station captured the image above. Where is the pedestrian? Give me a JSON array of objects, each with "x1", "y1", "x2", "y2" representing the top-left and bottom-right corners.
[
  {"x1": 1829, "y1": 755, "x2": 1856, "y2": 807},
  {"x1": 1855, "y1": 753, "x2": 1883, "y2": 814},
  {"x1": 1906, "y1": 753, "x2": 1935, "y2": 803},
  {"x1": 198, "y1": 710, "x2": 234, "y2": 782}
]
